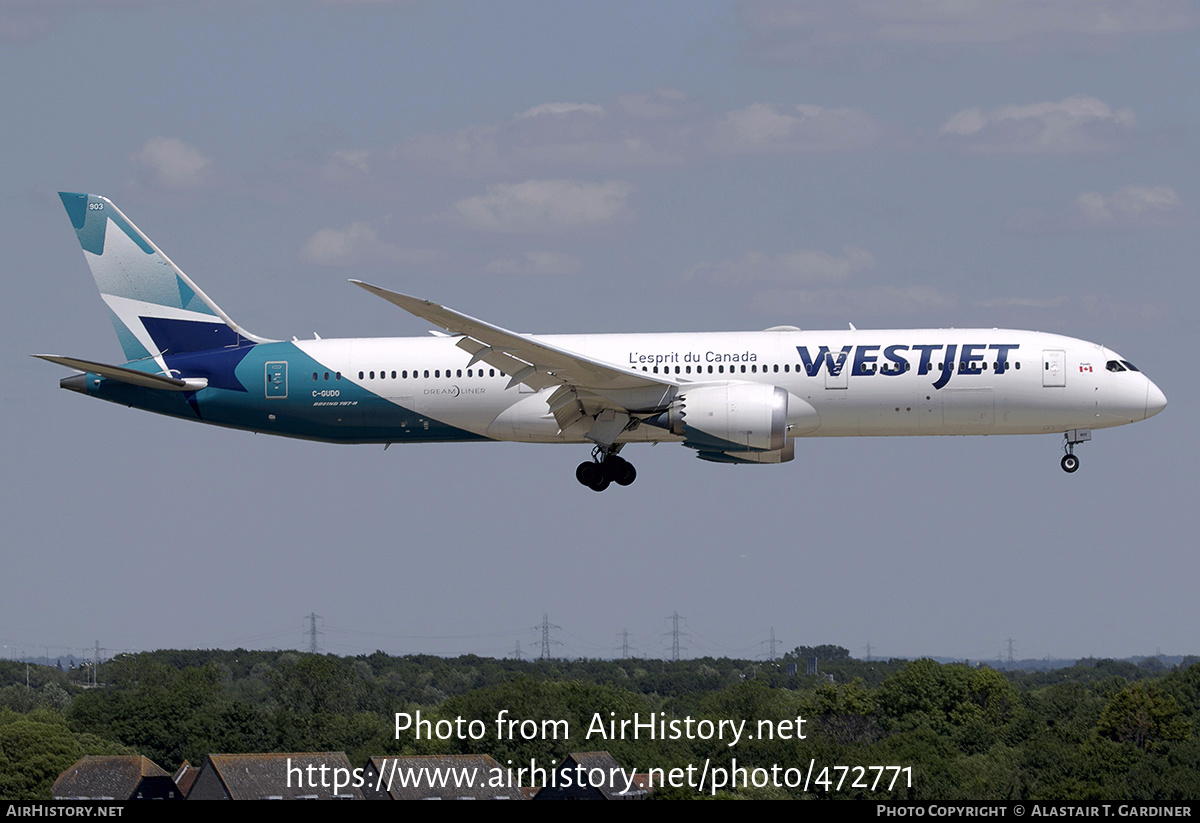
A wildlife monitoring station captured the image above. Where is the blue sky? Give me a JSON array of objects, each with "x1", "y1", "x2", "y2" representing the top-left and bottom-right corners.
[{"x1": 2, "y1": 0, "x2": 1196, "y2": 663}]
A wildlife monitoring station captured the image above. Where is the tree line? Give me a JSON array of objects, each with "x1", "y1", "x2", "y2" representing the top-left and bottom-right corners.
[{"x1": 0, "y1": 648, "x2": 1196, "y2": 800}]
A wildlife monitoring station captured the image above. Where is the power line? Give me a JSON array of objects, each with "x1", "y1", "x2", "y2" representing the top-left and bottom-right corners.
[{"x1": 306, "y1": 613, "x2": 323, "y2": 654}]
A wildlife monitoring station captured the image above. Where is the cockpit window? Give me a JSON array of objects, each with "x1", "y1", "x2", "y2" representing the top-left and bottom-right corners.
[
  {"x1": 1120, "y1": 360, "x2": 1140, "y2": 372},
  {"x1": 1106, "y1": 360, "x2": 1126, "y2": 372}
]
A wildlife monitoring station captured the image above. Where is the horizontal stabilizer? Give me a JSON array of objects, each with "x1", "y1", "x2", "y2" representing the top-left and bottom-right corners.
[{"x1": 33, "y1": 355, "x2": 208, "y2": 392}]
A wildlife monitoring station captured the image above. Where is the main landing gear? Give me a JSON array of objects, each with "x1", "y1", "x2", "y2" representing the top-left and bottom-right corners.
[
  {"x1": 1060, "y1": 428, "x2": 1091, "y2": 473},
  {"x1": 576, "y1": 446, "x2": 637, "y2": 492}
]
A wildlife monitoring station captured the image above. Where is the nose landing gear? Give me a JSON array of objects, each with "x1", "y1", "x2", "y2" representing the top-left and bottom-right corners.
[
  {"x1": 1060, "y1": 429, "x2": 1091, "y2": 473},
  {"x1": 576, "y1": 447, "x2": 637, "y2": 492}
]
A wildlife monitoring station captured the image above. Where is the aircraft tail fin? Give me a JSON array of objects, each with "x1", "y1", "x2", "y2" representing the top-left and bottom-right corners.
[{"x1": 58, "y1": 193, "x2": 272, "y2": 362}]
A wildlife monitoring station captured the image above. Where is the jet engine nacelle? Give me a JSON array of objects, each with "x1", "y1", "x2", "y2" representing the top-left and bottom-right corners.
[
  {"x1": 662, "y1": 382, "x2": 790, "y2": 452},
  {"x1": 696, "y1": 439, "x2": 796, "y2": 464}
]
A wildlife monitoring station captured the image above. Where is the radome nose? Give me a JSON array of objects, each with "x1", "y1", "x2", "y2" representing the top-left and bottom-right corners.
[{"x1": 1145, "y1": 380, "x2": 1167, "y2": 420}]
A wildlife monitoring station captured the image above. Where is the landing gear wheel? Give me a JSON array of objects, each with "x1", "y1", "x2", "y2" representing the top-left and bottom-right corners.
[
  {"x1": 576, "y1": 461, "x2": 599, "y2": 486},
  {"x1": 604, "y1": 455, "x2": 637, "y2": 486},
  {"x1": 1061, "y1": 454, "x2": 1079, "y2": 473},
  {"x1": 577, "y1": 447, "x2": 638, "y2": 491},
  {"x1": 576, "y1": 461, "x2": 611, "y2": 491}
]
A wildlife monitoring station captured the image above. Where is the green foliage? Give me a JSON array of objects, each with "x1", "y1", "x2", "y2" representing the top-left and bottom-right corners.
[
  {"x1": 0, "y1": 647, "x2": 1187, "y2": 801},
  {"x1": 435, "y1": 677, "x2": 657, "y2": 768},
  {"x1": 0, "y1": 708, "x2": 131, "y2": 800},
  {"x1": 878, "y1": 659, "x2": 973, "y2": 731},
  {"x1": 1097, "y1": 683, "x2": 1189, "y2": 751},
  {"x1": 786, "y1": 645, "x2": 851, "y2": 662}
]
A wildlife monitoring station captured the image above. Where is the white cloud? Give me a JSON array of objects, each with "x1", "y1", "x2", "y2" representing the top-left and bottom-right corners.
[
  {"x1": 483, "y1": 250, "x2": 583, "y2": 276},
  {"x1": 1007, "y1": 185, "x2": 1184, "y2": 234},
  {"x1": 400, "y1": 101, "x2": 683, "y2": 174},
  {"x1": 299, "y1": 223, "x2": 434, "y2": 266},
  {"x1": 710, "y1": 103, "x2": 877, "y2": 153},
  {"x1": 860, "y1": 0, "x2": 1195, "y2": 42},
  {"x1": 317, "y1": 149, "x2": 371, "y2": 184},
  {"x1": 688, "y1": 247, "x2": 875, "y2": 283},
  {"x1": 1080, "y1": 293, "x2": 1161, "y2": 325},
  {"x1": 399, "y1": 92, "x2": 876, "y2": 175},
  {"x1": 133, "y1": 137, "x2": 212, "y2": 188},
  {"x1": 334, "y1": 149, "x2": 370, "y2": 172},
  {"x1": 453, "y1": 179, "x2": 632, "y2": 233},
  {"x1": 516, "y1": 102, "x2": 605, "y2": 119},
  {"x1": 940, "y1": 95, "x2": 1136, "y2": 153},
  {"x1": 739, "y1": 0, "x2": 1196, "y2": 62},
  {"x1": 1074, "y1": 185, "x2": 1182, "y2": 225},
  {"x1": 614, "y1": 88, "x2": 691, "y2": 119}
]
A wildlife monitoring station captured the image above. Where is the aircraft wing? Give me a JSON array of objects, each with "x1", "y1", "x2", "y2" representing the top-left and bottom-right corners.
[{"x1": 351, "y1": 280, "x2": 678, "y2": 436}]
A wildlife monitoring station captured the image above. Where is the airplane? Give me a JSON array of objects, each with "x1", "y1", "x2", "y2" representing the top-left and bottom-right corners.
[{"x1": 39, "y1": 193, "x2": 1167, "y2": 491}]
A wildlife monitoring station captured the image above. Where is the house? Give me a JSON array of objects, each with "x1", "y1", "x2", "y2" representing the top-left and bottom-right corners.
[
  {"x1": 173, "y1": 761, "x2": 198, "y2": 798},
  {"x1": 52, "y1": 756, "x2": 180, "y2": 801},
  {"x1": 186, "y1": 753, "x2": 363, "y2": 800},
  {"x1": 361, "y1": 754, "x2": 524, "y2": 800}
]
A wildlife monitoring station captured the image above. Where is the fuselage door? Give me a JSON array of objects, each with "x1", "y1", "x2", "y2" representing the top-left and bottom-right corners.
[
  {"x1": 265, "y1": 361, "x2": 288, "y2": 398},
  {"x1": 1042, "y1": 349, "x2": 1066, "y2": 387},
  {"x1": 825, "y1": 352, "x2": 848, "y2": 390}
]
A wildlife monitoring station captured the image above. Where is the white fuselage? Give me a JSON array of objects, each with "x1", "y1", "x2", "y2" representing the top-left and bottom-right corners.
[{"x1": 290, "y1": 327, "x2": 1164, "y2": 444}]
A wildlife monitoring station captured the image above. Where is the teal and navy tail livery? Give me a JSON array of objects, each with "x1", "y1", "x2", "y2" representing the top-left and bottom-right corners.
[{"x1": 40, "y1": 193, "x2": 1167, "y2": 491}]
